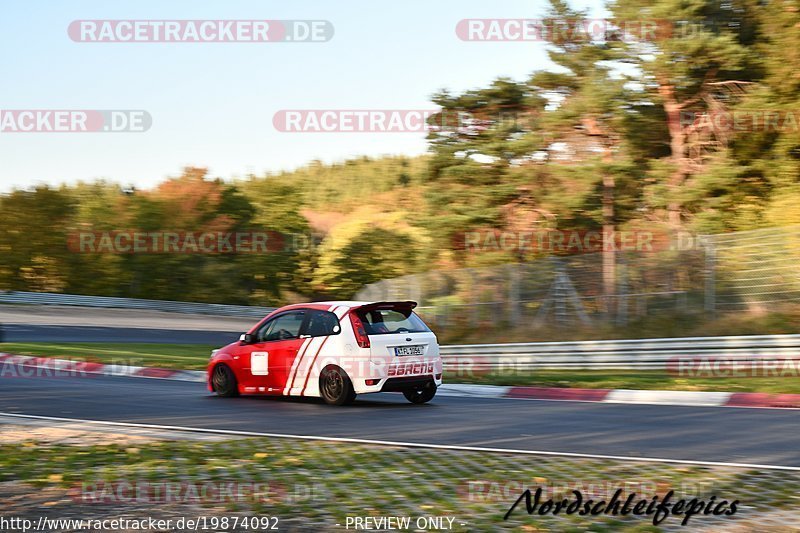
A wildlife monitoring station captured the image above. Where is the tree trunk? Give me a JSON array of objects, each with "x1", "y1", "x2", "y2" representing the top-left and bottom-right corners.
[
  {"x1": 602, "y1": 147, "x2": 615, "y2": 303},
  {"x1": 658, "y1": 80, "x2": 688, "y2": 230}
]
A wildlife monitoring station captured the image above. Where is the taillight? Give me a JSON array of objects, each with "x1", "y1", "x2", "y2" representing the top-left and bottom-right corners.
[{"x1": 350, "y1": 313, "x2": 371, "y2": 348}]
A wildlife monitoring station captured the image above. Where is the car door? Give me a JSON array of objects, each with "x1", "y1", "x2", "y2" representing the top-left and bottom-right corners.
[{"x1": 243, "y1": 310, "x2": 307, "y2": 394}]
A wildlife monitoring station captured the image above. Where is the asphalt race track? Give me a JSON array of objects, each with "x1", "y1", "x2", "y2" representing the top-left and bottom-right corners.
[
  {"x1": 0, "y1": 373, "x2": 798, "y2": 468},
  {"x1": 1, "y1": 325, "x2": 240, "y2": 345},
  {"x1": 0, "y1": 304, "x2": 252, "y2": 344}
]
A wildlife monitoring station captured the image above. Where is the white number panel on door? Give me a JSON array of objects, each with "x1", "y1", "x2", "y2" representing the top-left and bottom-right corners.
[{"x1": 251, "y1": 352, "x2": 269, "y2": 375}]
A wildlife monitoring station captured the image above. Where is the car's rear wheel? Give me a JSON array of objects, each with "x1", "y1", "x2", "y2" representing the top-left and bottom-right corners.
[
  {"x1": 319, "y1": 366, "x2": 356, "y2": 406},
  {"x1": 403, "y1": 381, "x2": 437, "y2": 404},
  {"x1": 212, "y1": 364, "x2": 239, "y2": 397}
]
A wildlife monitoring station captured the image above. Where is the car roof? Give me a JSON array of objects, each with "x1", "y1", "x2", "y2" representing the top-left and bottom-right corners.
[
  {"x1": 310, "y1": 300, "x2": 374, "y2": 308},
  {"x1": 252, "y1": 301, "x2": 419, "y2": 327},
  {"x1": 269, "y1": 301, "x2": 370, "y2": 314},
  {"x1": 270, "y1": 300, "x2": 416, "y2": 313}
]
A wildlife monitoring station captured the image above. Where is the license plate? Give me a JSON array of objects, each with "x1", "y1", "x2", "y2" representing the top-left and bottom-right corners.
[{"x1": 395, "y1": 345, "x2": 423, "y2": 356}]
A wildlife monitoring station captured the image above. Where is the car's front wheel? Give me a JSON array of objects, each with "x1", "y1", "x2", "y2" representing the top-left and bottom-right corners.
[
  {"x1": 212, "y1": 364, "x2": 239, "y2": 397},
  {"x1": 319, "y1": 366, "x2": 356, "y2": 406},
  {"x1": 403, "y1": 381, "x2": 437, "y2": 404}
]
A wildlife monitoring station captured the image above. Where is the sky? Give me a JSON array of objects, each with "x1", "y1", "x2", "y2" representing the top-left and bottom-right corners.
[{"x1": 0, "y1": 0, "x2": 605, "y2": 192}]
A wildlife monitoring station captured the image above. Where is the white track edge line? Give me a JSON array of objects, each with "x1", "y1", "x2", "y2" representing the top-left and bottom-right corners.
[{"x1": 1, "y1": 412, "x2": 798, "y2": 472}]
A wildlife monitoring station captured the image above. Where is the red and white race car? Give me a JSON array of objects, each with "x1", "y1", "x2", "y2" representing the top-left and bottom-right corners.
[{"x1": 208, "y1": 301, "x2": 442, "y2": 405}]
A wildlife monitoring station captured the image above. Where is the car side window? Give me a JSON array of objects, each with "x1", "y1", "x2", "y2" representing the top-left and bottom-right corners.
[
  {"x1": 302, "y1": 310, "x2": 341, "y2": 338},
  {"x1": 256, "y1": 311, "x2": 306, "y2": 342}
]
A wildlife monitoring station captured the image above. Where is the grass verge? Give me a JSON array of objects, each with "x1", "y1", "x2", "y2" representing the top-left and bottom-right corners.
[
  {"x1": 0, "y1": 342, "x2": 215, "y2": 370},
  {"x1": 1, "y1": 432, "x2": 798, "y2": 531}
]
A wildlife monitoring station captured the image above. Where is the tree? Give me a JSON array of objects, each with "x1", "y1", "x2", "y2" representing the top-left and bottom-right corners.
[
  {"x1": 64, "y1": 181, "x2": 130, "y2": 295},
  {"x1": 422, "y1": 78, "x2": 548, "y2": 262},
  {"x1": 529, "y1": 0, "x2": 634, "y2": 298},
  {"x1": 611, "y1": 0, "x2": 762, "y2": 228},
  {"x1": 0, "y1": 186, "x2": 75, "y2": 292},
  {"x1": 240, "y1": 175, "x2": 313, "y2": 303}
]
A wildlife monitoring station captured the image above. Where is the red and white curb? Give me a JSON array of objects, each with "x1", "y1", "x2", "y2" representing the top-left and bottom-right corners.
[
  {"x1": 439, "y1": 384, "x2": 800, "y2": 409},
  {"x1": 2, "y1": 353, "x2": 799, "y2": 409}
]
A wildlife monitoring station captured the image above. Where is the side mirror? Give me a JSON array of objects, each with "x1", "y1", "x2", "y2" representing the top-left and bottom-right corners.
[{"x1": 239, "y1": 333, "x2": 254, "y2": 344}]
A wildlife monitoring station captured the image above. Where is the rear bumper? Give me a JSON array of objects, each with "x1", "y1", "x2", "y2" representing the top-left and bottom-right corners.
[
  {"x1": 352, "y1": 370, "x2": 442, "y2": 394},
  {"x1": 380, "y1": 376, "x2": 436, "y2": 392}
]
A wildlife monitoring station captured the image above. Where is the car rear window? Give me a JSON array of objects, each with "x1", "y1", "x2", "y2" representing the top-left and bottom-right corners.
[{"x1": 356, "y1": 308, "x2": 431, "y2": 335}]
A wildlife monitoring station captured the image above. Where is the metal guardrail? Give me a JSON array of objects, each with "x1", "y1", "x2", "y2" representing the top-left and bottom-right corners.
[
  {"x1": 439, "y1": 334, "x2": 800, "y2": 370},
  {"x1": 0, "y1": 291, "x2": 274, "y2": 318}
]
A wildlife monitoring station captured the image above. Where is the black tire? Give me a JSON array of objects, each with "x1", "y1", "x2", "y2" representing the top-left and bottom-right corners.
[
  {"x1": 212, "y1": 364, "x2": 239, "y2": 397},
  {"x1": 403, "y1": 381, "x2": 437, "y2": 404},
  {"x1": 319, "y1": 366, "x2": 356, "y2": 406}
]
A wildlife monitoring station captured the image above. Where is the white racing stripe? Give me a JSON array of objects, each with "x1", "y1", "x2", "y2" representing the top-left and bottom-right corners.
[
  {"x1": 283, "y1": 337, "x2": 312, "y2": 395},
  {"x1": 1, "y1": 411, "x2": 798, "y2": 471},
  {"x1": 285, "y1": 304, "x2": 342, "y2": 396},
  {"x1": 298, "y1": 305, "x2": 350, "y2": 396}
]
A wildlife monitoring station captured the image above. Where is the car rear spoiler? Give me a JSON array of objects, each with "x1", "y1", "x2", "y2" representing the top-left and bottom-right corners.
[{"x1": 355, "y1": 300, "x2": 418, "y2": 311}]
